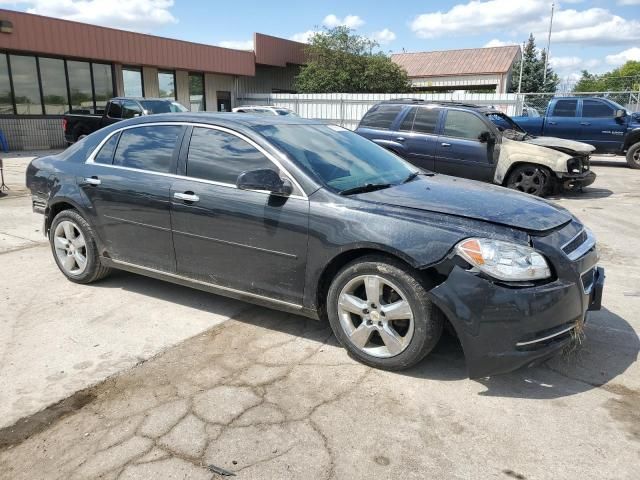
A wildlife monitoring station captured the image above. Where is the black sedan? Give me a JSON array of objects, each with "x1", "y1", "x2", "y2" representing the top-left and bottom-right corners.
[{"x1": 26, "y1": 114, "x2": 604, "y2": 378}]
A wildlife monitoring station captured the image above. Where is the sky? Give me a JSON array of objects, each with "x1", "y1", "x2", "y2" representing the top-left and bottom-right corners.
[{"x1": 1, "y1": 0, "x2": 639, "y2": 83}]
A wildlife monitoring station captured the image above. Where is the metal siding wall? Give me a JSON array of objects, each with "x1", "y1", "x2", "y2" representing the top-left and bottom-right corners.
[
  {"x1": 204, "y1": 73, "x2": 235, "y2": 111},
  {"x1": 175, "y1": 70, "x2": 190, "y2": 108},
  {"x1": 142, "y1": 66, "x2": 159, "y2": 97},
  {"x1": 0, "y1": 117, "x2": 65, "y2": 150}
]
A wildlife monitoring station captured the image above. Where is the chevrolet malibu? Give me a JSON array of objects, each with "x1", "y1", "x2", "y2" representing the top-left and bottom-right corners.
[{"x1": 26, "y1": 114, "x2": 604, "y2": 378}]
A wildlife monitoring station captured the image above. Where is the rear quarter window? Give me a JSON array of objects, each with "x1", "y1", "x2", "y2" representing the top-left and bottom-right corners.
[{"x1": 359, "y1": 104, "x2": 403, "y2": 130}]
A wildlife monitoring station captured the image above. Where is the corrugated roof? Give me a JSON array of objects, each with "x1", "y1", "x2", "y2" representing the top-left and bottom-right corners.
[{"x1": 391, "y1": 46, "x2": 520, "y2": 78}]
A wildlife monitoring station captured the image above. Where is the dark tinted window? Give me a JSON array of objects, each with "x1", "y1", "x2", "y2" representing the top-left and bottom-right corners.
[
  {"x1": 359, "y1": 104, "x2": 403, "y2": 129},
  {"x1": 0, "y1": 54, "x2": 12, "y2": 114},
  {"x1": 107, "y1": 101, "x2": 122, "y2": 118},
  {"x1": 10, "y1": 55, "x2": 42, "y2": 115},
  {"x1": 552, "y1": 99, "x2": 577, "y2": 117},
  {"x1": 39, "y1": 58, "x2": 68, "y2": 115},
  {"x1": 94, "y1": 133, "x2": 120, "y2": 164},
  {"x1": 67, "y1": 61, "x2": 93, "y2": 114},
  {"x1": 582, "y1": 100, "x2": 614, "y2": 118},
  {"x1": 113, "y1": 126, "x2": 182, "y2": 173},
  {"x1": 413, "y1": 108, "x2": 440, "y2": 134},
  {"x1": 187, "y1": 127, "x2": 273, "y2": 184},
  {"x1": 443, "y1": 110, "x2": 488, "y2": 140},
  {"x1": 399, "y1": 108, "x2": 416, "y2": 131},
  {"x1": 122, "y1": 100, "x2": 142, "y2": 119},
  {"x1": 92, "y1": 63, "x2": 113, "y2": 114}
]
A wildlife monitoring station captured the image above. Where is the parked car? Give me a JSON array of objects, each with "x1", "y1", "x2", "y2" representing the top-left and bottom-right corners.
[
  {"x1": 63, "y1": 97, "x2": 188, "y2": 144},
  {"x1": 26, "y1": 113, "x2": 604, "y2": 378},
  {"x1": 355, "y1": 99, "x2": 596, "y2": 196},
  {"x1": 512, "y1": 96, "x2": 640, "y2": 169},
  {"x1": 232, "y1": 105, "x2": 299, "y2": 116}
]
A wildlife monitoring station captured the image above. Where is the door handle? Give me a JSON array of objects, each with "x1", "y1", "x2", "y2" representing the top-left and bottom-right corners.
[
  {"x1": 441, "y1": 142, "x2": 451, "y2": 147},
  {"x1": 548, "y1": 121, "x2": 557, "y2": 125},
  {"x1": 580, "y1": 122, "x2": 591, "y2": 126},
  {"x1": 173, "y1": 192, "x2": 200, "y2": 203},
  {"x1": 84, "y1": 176, "x2": 101, "y2": 186},
  {"x1": 395, "y1": 136, "x2": 406, "y2": 142}
]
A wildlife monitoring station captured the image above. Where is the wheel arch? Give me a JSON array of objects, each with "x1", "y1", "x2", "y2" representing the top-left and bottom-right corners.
[
  {"x1": 623, "y1": 129, "x2": 640, "y2": 151},
  {"x1": 45, "y1": 198, "x2": 91, "y2": 235},
  {"x1": 500, "y1": 161, "x2": 554, "y2": 186}
]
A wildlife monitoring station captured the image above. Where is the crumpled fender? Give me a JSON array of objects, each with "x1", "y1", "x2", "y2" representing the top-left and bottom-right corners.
[{"x1": 494, "y1": 137, "x2": 570, "y2": 184}]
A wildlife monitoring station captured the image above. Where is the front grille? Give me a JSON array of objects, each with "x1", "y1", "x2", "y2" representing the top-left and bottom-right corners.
[{"x1": 562, "y1": 229, "x2": 588, "y2": 256}]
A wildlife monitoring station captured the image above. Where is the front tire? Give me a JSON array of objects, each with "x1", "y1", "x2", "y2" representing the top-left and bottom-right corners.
[
  {"x1": 49, "y1": 209, "x2": 111, "y2": 284},
  {"x1": 506, "y1": 164, "x2": 551, "y2": 196},
  {"x1": 327, "y1": 256, "x2": 443, "y2": 371},
  {"x1": 626, "y1": 142, "x2": 640, "y2": 169}
]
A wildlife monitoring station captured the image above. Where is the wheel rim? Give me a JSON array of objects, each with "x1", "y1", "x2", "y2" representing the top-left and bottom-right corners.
[
  {"x1": 510, "y1": 168, "x2": 545, "y2": 195},
  {"x1": 53, "y1": 220, "x2": 88, "y2": 275},
  {"x1": 634, "y1": 150, "x2": 640, "y2": 163},
  {"x1": 337, "y1": 275, "x2": 415, "y2": 358}
]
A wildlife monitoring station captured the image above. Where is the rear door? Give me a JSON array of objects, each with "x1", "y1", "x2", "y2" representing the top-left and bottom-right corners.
[
  {"x1": 578, "y1": 99, "x2": 626, "y2": 152},
  {"x1": 434, "y1": 110, "x2": 494, "y2": 182},
  {"x1": 170, "y1": 126, "x2": 309, "y2": 304},
  {"x1": 400, "y1": 106, "x2": 441, "y2": 171},
  {"x1": 544, "y1": 99, "x2": 579, "y2": 139},
  {"x1": 81, "y1": 124, "x2": 184, "y2": 271}
]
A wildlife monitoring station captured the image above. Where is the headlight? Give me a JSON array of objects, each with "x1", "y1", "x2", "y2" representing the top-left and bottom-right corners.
[{"x1": 455, "y1": 238, "x2": 551, "y2": 282}]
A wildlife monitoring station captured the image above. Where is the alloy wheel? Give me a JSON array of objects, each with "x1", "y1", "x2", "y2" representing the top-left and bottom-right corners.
[
  {"x1": 337, "y1": 275, "x2": 415, "y2": 358},
  {"x1": 510, "y1": 168, "x2": 546, "y2": 195},
  {"x1": 53, "y1": 220, "x2": 88, "y2": 275}
]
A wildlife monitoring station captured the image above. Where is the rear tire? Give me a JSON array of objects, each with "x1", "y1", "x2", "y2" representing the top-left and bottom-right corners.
[
  {"x1": 49, "y1": 209, "x2": 111, "y2": 284},
  {"x1": 626, "y1": 142, "x2": 640, "y2": 169},
  {"x1": 506, "y1": 164, "x2": 552, "y2": 196},
  {"x1": 326, "y1": 255, "x2": 443, "y2": 371}
]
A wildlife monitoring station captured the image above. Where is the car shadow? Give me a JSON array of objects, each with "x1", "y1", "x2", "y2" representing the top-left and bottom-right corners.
[
  {"x1": 93, "y1": 271, "x2": 638, "y2": 401},
  {"x1": 590, "y1": 159, "x2": 629, "y2": 168},
  {"x1": 548, "y1": 187, "x2": 614, "y2": 200}
]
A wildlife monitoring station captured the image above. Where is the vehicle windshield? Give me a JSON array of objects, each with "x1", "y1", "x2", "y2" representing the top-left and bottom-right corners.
[
  {"x1": 255, "y1": 124, "x2": 416, "y2": 193},
  {"x1": 486, "y1": 112, "x2": 526, "y2": 134},
  {"x1": 139, "y1": 100, "x2": 188, "y2": 114}
]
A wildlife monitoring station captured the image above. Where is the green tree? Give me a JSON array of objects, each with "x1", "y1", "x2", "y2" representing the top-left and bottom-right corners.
[
  {"x1": 574, "y1": 61, "x2": 640, "y2": 92},
  {"x1": 295, "y1": 26, "x2": 411, "y2": 93},
  {"x1": 509, "y1": 34, "x2": 559, "y2": 93}
]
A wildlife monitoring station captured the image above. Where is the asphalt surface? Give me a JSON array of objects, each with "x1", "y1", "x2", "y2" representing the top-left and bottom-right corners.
[{"x1": 0, "y1": 152, "x2": 638, "y2": 479}]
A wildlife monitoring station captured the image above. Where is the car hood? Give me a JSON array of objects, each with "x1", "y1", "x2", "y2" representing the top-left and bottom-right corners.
[
  {"x1": 353, "y1": 175, "x2": 572, "y2": 233},
  {"x1": 524, "y1": 136, "x2": 596, "y2": 155}
]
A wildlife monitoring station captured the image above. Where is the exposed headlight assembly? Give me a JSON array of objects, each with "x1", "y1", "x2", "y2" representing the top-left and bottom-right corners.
[{"x1": 455, "y1": 238, "x2": 551, "y2": 282}]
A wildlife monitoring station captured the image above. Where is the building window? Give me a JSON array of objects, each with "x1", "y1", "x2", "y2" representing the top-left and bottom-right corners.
[
  {"x1": 188, "y1": 73, "x2": 205, "y2": 111},
  {"x1": 39, "y1": 57, "x2": 68, "y2": 115},
  {"x1": 123, "y1": 67, "x2": 143, "y2": 97},
  {"x1": 0, "y1": 54, "x2": 12, "y2": 114},
  {"x1": 67, "y1": 60, "x2": 93, "y2": 114},
  {"x1": 10, "y1": 55, "x2": 42, "y2": 115},
  {"x1": 158, "y1": 70, "x2": 175, "y2": 99},
  {"x1": 92, "y1": 63, "x2": 113, "y2": 114}
]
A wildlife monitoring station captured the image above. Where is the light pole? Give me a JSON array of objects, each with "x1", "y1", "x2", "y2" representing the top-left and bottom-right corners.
[
  {"x1": 543, "y1": 2, "x2": 555, "y2": 85},
  {"x1": 518, "y1": 41, "x2": 524, "y2": 94}
]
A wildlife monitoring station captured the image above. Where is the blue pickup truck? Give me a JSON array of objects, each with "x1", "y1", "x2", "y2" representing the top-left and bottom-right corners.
[{"x1": 512, "y1": 97, "x2": 640, "y2": 169}]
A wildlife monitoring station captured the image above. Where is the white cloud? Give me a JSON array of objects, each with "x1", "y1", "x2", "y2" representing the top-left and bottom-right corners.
[
  {"x1": 371, "y1": 28, "x2": 396, "y2": 45},
  {"x1": 549, "y1": 56, "x2": 583, "y2": 69},
  {"x1": 410, "y1": 1, "x2": 640, "y2": 46},
  {"x1": 217, "y1": 39, "x2": 253, "y2": 50},
  {"x1": 290, "y1": 30, "x2": 317, "y2": 43},
  {"x1": 617, "y1": 0, "x2": 640, "y2": 5},
  {"x1": 483, "y1": 38, "x2": 511, "y2": 47},
  {"x1": 605, "y1": 47, "x2": 640, "y2": 65},
  {"x1": 10, "y1": 0, "x2": 177, "y2": 32},
  {"x1": 322, "y1": 14, "x2": 364, "y2": 29}
]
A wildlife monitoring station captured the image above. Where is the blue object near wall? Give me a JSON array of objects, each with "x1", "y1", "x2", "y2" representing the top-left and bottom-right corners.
[{"x1": 0, "y1": 129, "x2": 8, "y2": 153}]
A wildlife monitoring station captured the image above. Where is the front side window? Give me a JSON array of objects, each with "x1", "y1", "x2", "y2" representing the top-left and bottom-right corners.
[
  {"x1": 94, "y1": 133, "x2": 120, "y2": 164},
  {"x1": 107, "y1": 101, "x2": 122, "y2": 119},
  {"x1": 10, "y1": 55, "x2": 42, "y2": 115},
  {"x1": 158, "y1": 71, "x2": 176, "y2": 99},
  {"x1": 113, "y1": 125, "x2": 182, "y2": 173},
  {"x1": 0, "y1": 54, "x2": 13, "y2": 114},
  {"x1": 67, "y1": 61, "x2": 93, "y2": 114},
  {"x1": 552, "y1": 99, "x2": 578, "y2": 117},
  {"x1": 123, "y1": 68, "x2": 143, "y2": 97},
  {"x1": 186, "y1": 127, "x2": 273, "y2": 184},
  {"x1": 39, "y1": 57, "x2": 68, "y2": 115},
  {"x1": 413, "y1": 107, "x2": 440, "y2": 134},
  {"x1": 442, "y1": 111, "x2": 488, "y2": 140},
  {"x1": 359, "y1": 104, "x2": 403, "y2": 130},
  {"x1": 582, "y1": 100, "x2": 614, "y2": 118}
]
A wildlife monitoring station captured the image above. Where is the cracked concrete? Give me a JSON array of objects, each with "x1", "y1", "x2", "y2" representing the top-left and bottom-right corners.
[{"x1": 0, "y1": 155, "x2": 639, "y2": 479}]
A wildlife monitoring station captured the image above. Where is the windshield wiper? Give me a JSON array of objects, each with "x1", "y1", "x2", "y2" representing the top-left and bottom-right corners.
[
  {"x1": 339, "y1": 183, "x2": 392, "y2": 196},
  {"x1": 402, "y1": 171, "x2": 420, "y2": 183}
]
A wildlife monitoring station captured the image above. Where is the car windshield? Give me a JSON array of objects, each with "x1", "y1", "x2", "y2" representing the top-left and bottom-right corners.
[
  {"x1": 256, "y1": 124, "x2": 415, "y2": 193},
  {"x1": 139, "y1": 100, "x2": 188, "y2": 114},
  {"x1": 486, "y1": 112, "x2": 525, "y2": 133}
]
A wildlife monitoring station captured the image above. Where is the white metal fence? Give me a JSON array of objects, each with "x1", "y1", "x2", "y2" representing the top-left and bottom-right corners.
[{"x1": 236, "y1": 91, "x2": 640, "y2": 129}]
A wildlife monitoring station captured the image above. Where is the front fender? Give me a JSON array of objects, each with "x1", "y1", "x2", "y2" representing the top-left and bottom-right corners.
[{"x1": 495, "y1": 138, "x2": 570, "y2": 184}]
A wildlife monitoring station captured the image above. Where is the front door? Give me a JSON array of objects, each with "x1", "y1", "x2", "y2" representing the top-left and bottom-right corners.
[
  {"x1": 80, "y1": 124, "x2": 184, "y2": 271},
  {"x1": 578, "y1": 99, "x2": 626, "y2": 152},
  {"x1": 544, "y1": 98, "x2": 579, "y2": 139},
  {"x1": 170, "y1": 126, "x2": 309, "y2": 304},
  {"x1": 434, "y1": 110, "x2": 494, "y2": 182}
]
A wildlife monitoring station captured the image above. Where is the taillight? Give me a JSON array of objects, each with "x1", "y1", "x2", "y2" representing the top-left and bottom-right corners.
[{"x1": 62, "y1": 118, "x2": 67, "y2": 132}]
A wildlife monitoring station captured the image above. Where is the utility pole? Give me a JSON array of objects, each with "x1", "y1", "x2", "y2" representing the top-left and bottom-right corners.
[
  {"x1": 518, "y1": 41, "x2": 524, "y2": 94},
  {"x1": 543, "y1": 2, "x2": 555, "y2": 85}
]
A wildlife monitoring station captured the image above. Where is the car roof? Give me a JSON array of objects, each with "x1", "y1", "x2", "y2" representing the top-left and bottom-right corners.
[
  {"x1": 378, "y1": 98, "x2": 498, "y2": 113},
  {"x1": 112, "y1": 97, "x2": 179, "y2": 102},
  {"x1": 119, "y1": 112, "x2": 321, "y2": 128}
]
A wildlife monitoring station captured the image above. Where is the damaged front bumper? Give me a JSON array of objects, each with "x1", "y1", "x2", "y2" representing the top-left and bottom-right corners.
[
  {"x1": 427, "y1": 243, "x2": 603, "y2": 378},
  {"x1": 558, "y1": 170, "x2": 597, "y2": 189}
]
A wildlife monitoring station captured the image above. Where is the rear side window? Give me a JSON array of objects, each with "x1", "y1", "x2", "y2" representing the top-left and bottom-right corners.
[
  {"x1": 399, "y1": 108, "x2": 416, "y2": 131},
  {"x1": 94, "y1": 133, "x2": 120, "y2": 164},
  {"x1": 442, "y1": 111, "x2": 487, "y2": 140},
  {"x1": 551, "y1": 99, "x2": 578, "y2": 117},
  {"x1": 113, "y1": 125, "x2": 182, "y2": 173},
  {"x1": 121, "y1": 100, "x2": 143, "y2": 119},
  {"x1": 582, "y1": 100, "x2": 614, "y2": 118},
  {"x1": 412, "y1": 108, "x2": 440, "y2": 134},
  {"x1": 186, "y1": 127, "x2": 273, "y2": 184},
  {"x1": 359, "y1": 104, "x2": 403, "y2": 130},
  {"x1": 106, "y1": 101, "x2": 122, "y2": 119}
]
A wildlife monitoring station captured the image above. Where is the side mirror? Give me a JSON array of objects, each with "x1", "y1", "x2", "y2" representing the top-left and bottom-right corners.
[
  {"x1": 615, "y1": 109, "x2": 626, "y2": 119},
  {"x1": 478, "y1": 131, "x2": 495, "y2": 143},
  {"x1": 236, "y1": 168, "x2": 293, "y2": 196}
]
